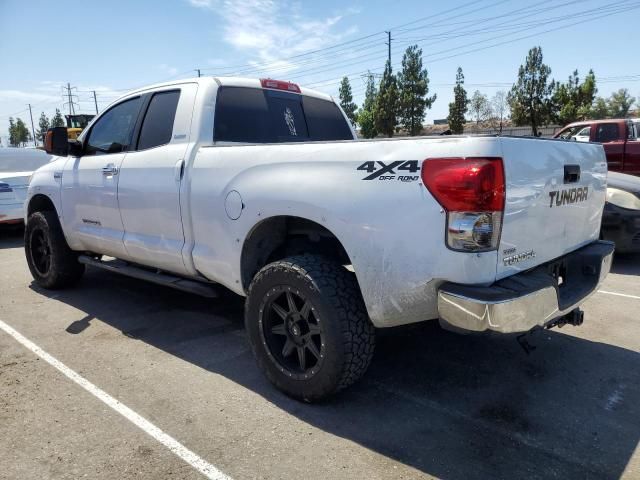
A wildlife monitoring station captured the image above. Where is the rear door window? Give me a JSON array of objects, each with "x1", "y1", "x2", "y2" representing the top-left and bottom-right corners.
[
  {"x1": 137, "y1": 90, "x2": 181, "y2": 150},
  {"x1": 214, "y1": 86, "x2": 352, "y2": 143},
  {"x1": 302, "y1": 96, "x2": 354, "y2": 140},
  {"x1": 594, "y1": 123, "x2": 620, "y2": 143}
]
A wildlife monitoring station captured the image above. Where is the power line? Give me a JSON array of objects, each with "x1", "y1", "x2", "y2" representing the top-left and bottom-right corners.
[
  {"x1": 198, "y1": 0, "x2": 491, "y2": 77},
  {"x1": 303, "y1": 0, "x2": 640, "y2": 89},
  {"x1": 287, "y1": 1, "x2": 610, "y2": 84}
]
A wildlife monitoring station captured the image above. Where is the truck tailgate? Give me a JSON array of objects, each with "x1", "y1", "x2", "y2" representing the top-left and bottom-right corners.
[{"x1": 497, "y1": 137, "x2": 607, "y2": 279}]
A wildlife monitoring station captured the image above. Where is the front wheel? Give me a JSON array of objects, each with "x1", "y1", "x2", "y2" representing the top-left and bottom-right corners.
[
  {"x1": 245, "y1": 255, "x2": 375, "y2": 402},
  {"x1": 25, "y1": 210, "x2": 85, "y2": 289}
]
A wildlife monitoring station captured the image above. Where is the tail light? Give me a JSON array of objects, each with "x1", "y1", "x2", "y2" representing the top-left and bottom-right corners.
[
  {"x1": 260, "y1": 78, "x2": 301, "y2": 93},
  {"x1": 421, "y1": 157, "x2": 505, "y2": 252}
]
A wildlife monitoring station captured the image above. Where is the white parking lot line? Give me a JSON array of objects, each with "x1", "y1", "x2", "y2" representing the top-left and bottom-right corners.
[
  {"x1": 598, "y1": 290, "x2": 640, "y2": 300},
  {"x1": 0, "y1": 318, "x2": 232, "y2": 480}
]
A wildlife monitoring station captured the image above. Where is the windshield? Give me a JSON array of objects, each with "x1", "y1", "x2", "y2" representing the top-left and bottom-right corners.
[{"x1": 0, "y1": 148, "x2": 51, "y2": 173}]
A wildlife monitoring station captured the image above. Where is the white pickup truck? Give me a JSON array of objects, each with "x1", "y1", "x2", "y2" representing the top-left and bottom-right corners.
[{"x1": 28, "y1": 77, "x2": 614, "y2": 401}]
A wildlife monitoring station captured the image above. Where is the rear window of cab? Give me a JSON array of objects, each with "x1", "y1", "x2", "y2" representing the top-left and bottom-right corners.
[{"x1": 213, "y1": 86, "x2": 353, "y2": 143}]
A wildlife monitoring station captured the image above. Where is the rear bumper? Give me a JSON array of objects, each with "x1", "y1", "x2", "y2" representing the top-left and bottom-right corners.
[{"x1": 437, "y1": 241, "x2": 615, "y2": 334}]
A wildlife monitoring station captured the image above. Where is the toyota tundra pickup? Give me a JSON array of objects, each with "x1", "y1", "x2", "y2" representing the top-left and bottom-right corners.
[{"x1": 27, "y1": 77, "x2": 614, "y2": 401}]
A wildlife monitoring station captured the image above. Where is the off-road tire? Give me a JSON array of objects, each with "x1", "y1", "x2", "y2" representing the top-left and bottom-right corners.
[
  {"x1": 24, "y1": 210, "x2": 85, "y2": 289},
  {"x1": 245, "y1": 254, "x2": 375, "y2": 402}
]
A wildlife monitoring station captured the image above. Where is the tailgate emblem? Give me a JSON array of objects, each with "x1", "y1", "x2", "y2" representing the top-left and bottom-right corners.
[
  {"x1": 503, "y1": 249, "x2": 536, "y2": 266},
  {"x1": 549, "y1": 186, "x2": 588, "y2": 208}
]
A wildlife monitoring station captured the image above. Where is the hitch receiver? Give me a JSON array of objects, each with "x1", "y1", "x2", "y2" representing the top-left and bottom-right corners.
[{"x1": 547, "y1": 308, "x2": 584, "y2": 329}]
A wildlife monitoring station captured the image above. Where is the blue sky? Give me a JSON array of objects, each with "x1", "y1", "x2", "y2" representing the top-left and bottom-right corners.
[{"x1": 1, "y1": 0, "x2": 639, "y2": 145}]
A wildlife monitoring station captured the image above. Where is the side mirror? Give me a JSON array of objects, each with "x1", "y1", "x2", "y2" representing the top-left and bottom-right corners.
[
  {"x1": 44, "y1": 127, "x2": 69, "y2": 156},
  {"x1": 68, "y1": 140, "x2": 83, "y2": 156}
]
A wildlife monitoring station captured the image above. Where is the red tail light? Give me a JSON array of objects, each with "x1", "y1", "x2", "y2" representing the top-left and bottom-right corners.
[
  {"x1": 421, "y1": 157, "x2": 505, "y2": 212},
  {"x1": 260, "y1": 78, "x2": 301, "y2": 93},
  {"x1": 421, "y1": 157, "x2": 505, "y2": 252}
]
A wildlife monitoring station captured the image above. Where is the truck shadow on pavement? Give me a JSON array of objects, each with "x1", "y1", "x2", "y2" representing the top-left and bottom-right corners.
[
  {"x1": 611, "y1": 253, "x2": 640, "y2": 275},
  {"x1": 0, "y1": 225, "x2": 24, "y2": 249},
  {"x1": 27, "y1": 257, "x2": 640, "y2": 480}
]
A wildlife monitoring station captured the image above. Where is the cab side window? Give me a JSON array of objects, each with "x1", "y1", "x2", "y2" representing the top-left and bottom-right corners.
[
  {"x1": 85, "y1": 97, "x2": 142, "y2": 155},
  {"x1": 137, "y1": 90, "x2": 181, "y2": 150},
  {"x1": 576, "y1": 126, "x2": 591, "y2": 137},
  {"x1": 594, "y1": 123, "x2": 619, "y2": 143},
  {"x1": 557, "y1": 126, "x2": 581, "y2": 140}
]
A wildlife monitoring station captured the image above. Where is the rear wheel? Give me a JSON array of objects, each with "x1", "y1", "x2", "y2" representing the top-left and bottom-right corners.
[
  {"x1": 245, "y1": 254, "x2": 375, "y2": 401},
  {"x1": 25, "y1": 210, "x2": 84, "y2": 289}
]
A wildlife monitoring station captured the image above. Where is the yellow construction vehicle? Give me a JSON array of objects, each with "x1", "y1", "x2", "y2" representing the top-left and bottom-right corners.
[{"x1": 65, "y1": 114, "x2": 95, "y2": 140}]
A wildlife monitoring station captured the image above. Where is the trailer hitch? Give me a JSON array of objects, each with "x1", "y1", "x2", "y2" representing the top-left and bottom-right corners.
[{"x1": 516, "y1": 308, "x2": 584, "y2": 354}]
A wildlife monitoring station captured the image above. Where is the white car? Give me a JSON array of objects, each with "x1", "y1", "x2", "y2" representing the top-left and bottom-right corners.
[
  {"x1": 0, "y1": 148, "x2": 51, "y2": 224},
  {"x1": 27, "y1": 77, "x2": 614, "y2": 401}
]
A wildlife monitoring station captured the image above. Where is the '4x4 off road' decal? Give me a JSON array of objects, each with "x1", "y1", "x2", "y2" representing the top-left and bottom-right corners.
[{"x1": 357, "y1": 160, "x2": 420, "y2": 181}]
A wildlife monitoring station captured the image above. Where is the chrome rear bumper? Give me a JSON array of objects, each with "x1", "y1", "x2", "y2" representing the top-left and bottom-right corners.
[{"x1": 437, "y1": 241, "x2": 615, "y2": 334}]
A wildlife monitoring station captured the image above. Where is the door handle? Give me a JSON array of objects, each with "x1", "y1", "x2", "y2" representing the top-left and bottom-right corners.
[
  {"x1": 102, "y1": 164, "x2": 118, "y2": 176},
  {"x1": 564, "y1": 164, "x2": 580, "y2": 184},
  {"x1": 174, "y1": 159, "x2": 185, "y2": 181}
]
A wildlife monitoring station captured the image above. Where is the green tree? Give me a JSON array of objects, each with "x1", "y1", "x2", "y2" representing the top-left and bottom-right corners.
[
  {"x1": 357, "y1": 72, "x2": 378, "y2": 139},
  {"x1": 15, "y1": 118, "x2": 31, "y2": 146},
  {"x1": 374, "y1": 60, "x2": 399, "y2": 138},
  {"x1": 9, "y1": 118, "x2": 31, "y2": 146},
  {"x1": 552, "y1": 69, "x2": 597, "y2": 125},
  {"x1": 608, "y1": 88, "x2": 636, "y2": 118},
  {"x1": 37, "y1": 112, "x2": 50, "y2": 143},
  {"x1": 397, "y1": 45, "x2": 436, "y2": 136},
  {"x1": 357, "y1": 110, "x2": 376, "y2": 139},
  {"x1": 51, "y1": 108, "x2": 65, "y2": 127},
  {"x1": 588, "y1": 97, "x2": 610, "y2": 119},
  {"x1": 469, "y1": 90, "x2": 491, "y2": 126},
  {"x1": 577, "y1": 70, "x2": 597, "y2": 119},
  {"x1": 363, "y1": 71, "x2": 377, "y2": 111},
  {"x1": 338, "y1": 77, "x2": 358, "y2": 127},
  {"x1": 491, "y1": 90, "x2": 509, "y2": 132},
  {"x1": 447, "y1": 67, "x2": 468, "y2": 134},
  {"x1": 508, "y1": 46, "x2": 554, "y2": 136},
  {"x1": 8, "y1": 117, "x2": 17, "y2": 147}
]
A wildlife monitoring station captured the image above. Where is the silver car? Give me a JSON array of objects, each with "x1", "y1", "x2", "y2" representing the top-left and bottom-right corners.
[{"x1": 0, "y1": 148, "x2": 51, "y2": 224}]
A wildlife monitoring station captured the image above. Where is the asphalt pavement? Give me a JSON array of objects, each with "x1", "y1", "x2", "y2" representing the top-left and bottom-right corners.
[{"x1": 1, "y1": 225, "x2": 639, "y2": 480}]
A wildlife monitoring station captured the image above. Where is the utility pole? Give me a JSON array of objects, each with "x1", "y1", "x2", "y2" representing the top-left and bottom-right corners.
[
  {"x1": 65, "y1": 83, "x2": 76, "y2": 116},
  {"x1": 27, "y1": 104, "x2": 37, "y2": 147},
  {"x1": 384, "y1": 31, "x2": 392, "y2": 65},
  {"x1": 92, "y1": 90, "x2": 99, "y2": 114},
  {"x1": 195, "y1": 68, "x2": 201, "y2": 78}
]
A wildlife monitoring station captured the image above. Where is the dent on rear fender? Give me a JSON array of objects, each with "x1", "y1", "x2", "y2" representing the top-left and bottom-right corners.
[
  {"x1": 355, "y1": 246, "x2": 441, "y2": 327},
  {"x1": 364, "y1": 277, "x2": 441, "y2": 328}
]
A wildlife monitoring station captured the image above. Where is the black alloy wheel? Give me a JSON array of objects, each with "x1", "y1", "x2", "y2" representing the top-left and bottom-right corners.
[
  {"x1": 259, "y1": 286, "x2": 325, "y2": 379},
  {"x1": 28, "y1": 227, "x2": 52, "y2": 276}
]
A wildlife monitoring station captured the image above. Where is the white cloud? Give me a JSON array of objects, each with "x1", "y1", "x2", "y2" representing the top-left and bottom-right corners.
[
  {"x1": 187, "y1": 0, "x2": 217, "y2": 8},
  {"x1": 190, "y1": 0, "x2": 357, "y2": 75},
  {"x1": 0, "y1": 81, "x2": 129, "y2": 134},
  {"x1": 158, "y1": 63, "x2": 179, "y2": 76},
  {"x1": 0, "y1": 90, "x2": 59, "y2": 103}
]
